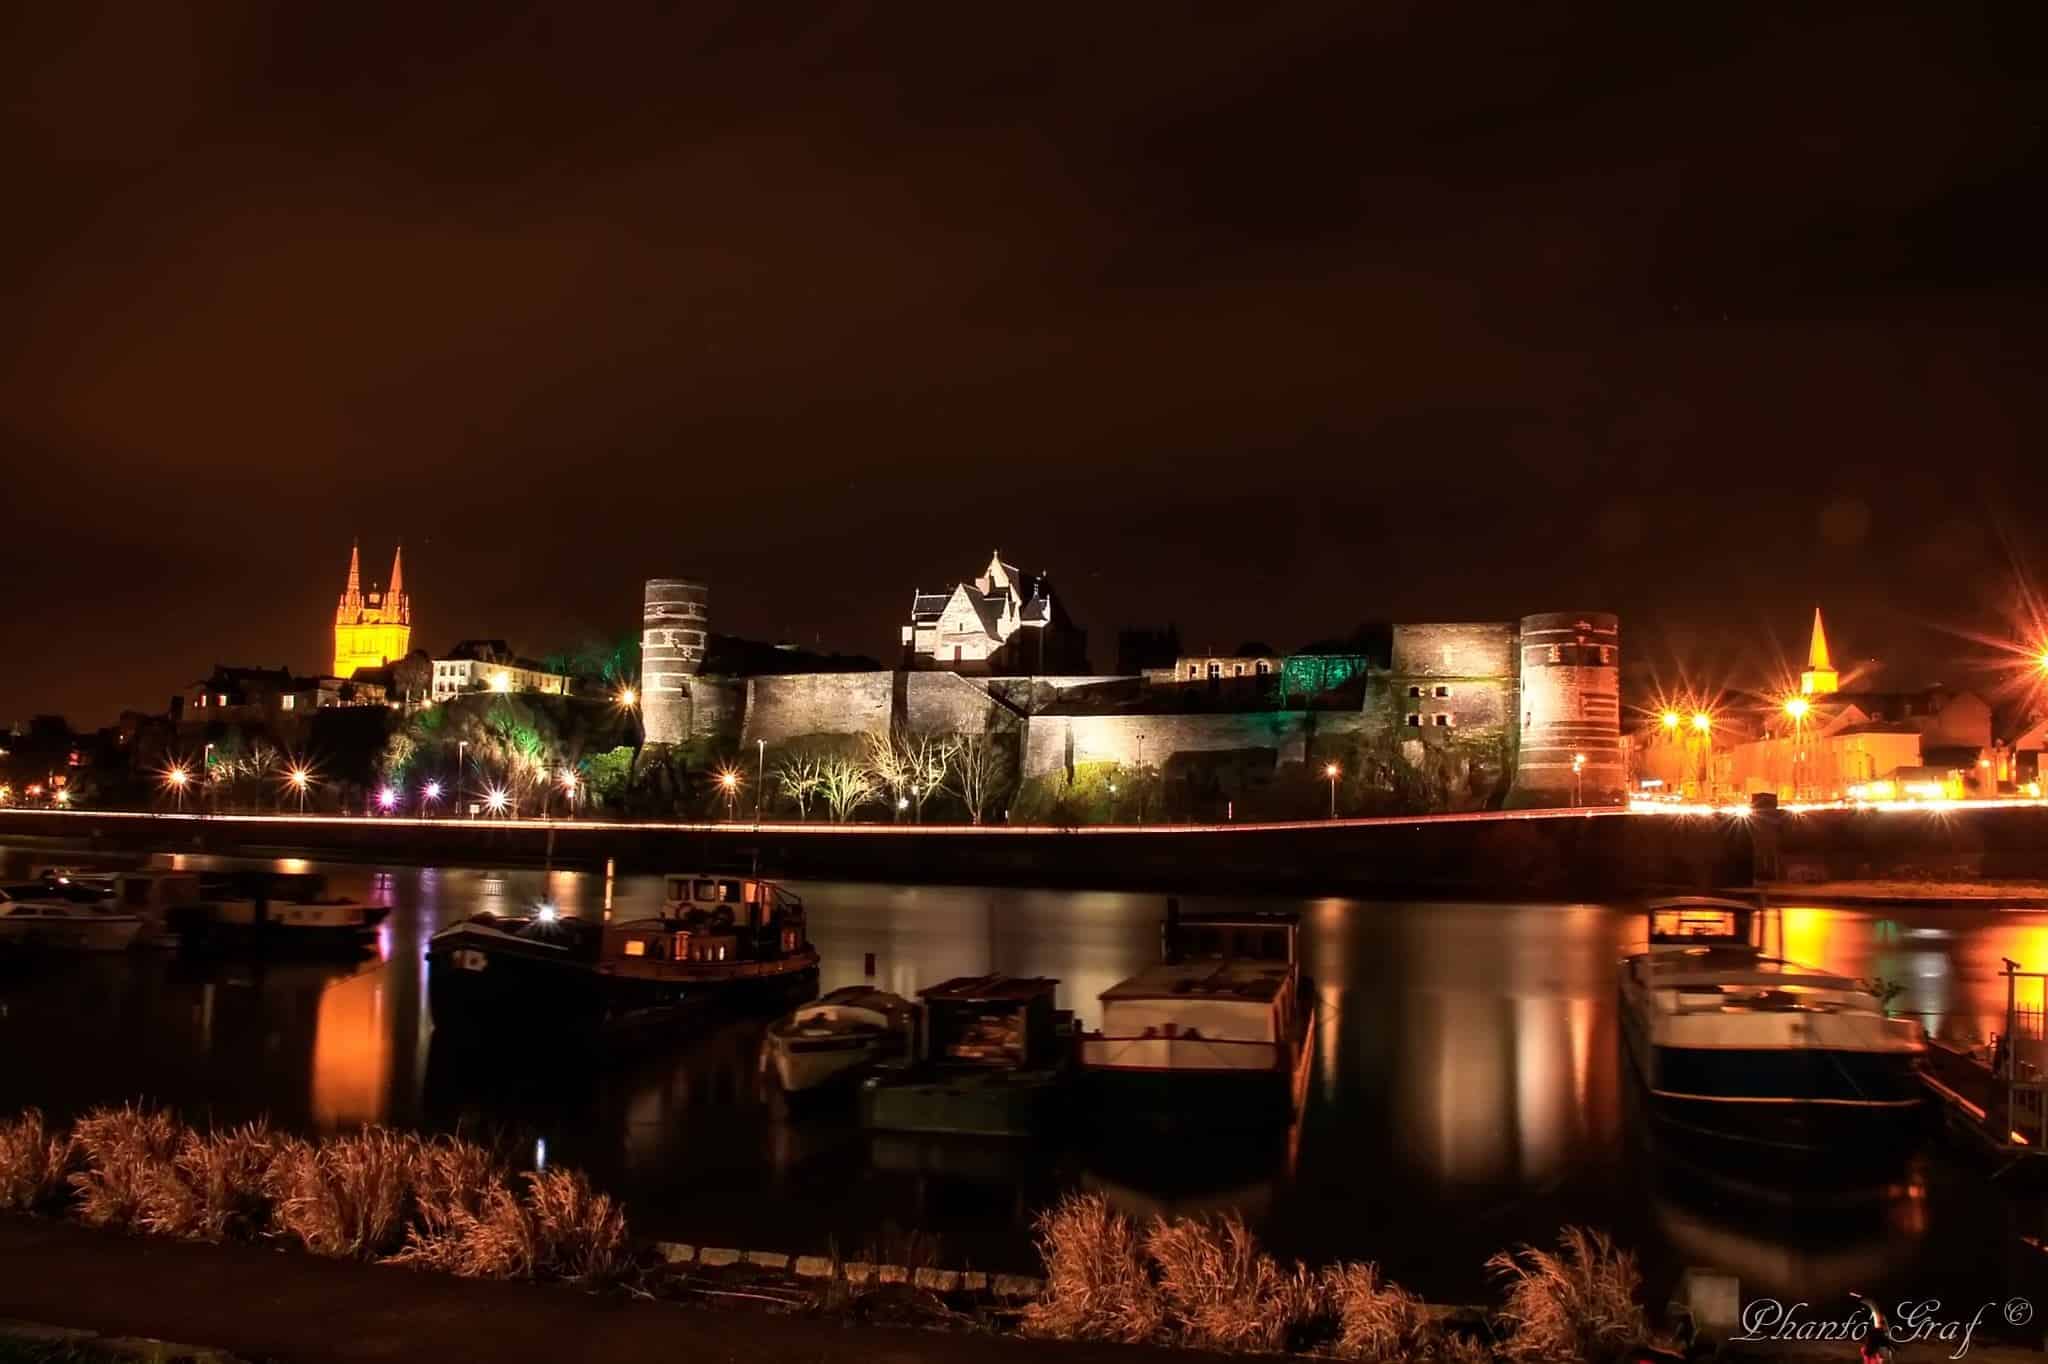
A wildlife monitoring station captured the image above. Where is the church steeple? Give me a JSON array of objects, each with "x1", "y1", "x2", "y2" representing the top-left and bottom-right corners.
[
  {"x1": 388, "y1": 544, "x2": 408, "y2": 623},
  {"x1": 1800, "y1": 607, "x2": 1839, "y2": 696}
]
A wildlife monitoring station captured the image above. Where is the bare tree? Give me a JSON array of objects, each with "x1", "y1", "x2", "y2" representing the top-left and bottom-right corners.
[
  {"x1": 901, "y1": 732, "x2": 958, "y2": 822},
  {"x1": 951, "y1": 732, "x2": 1010, "y2": 825},
  {"x1": 862, "y1": 731, "x2": 911, "y2": 818},
  {"x1": 774, "y1": 753, "x2": 825, "y2": 821},
  {"x1": 818, "y1": 755, "x2": 877, "y2": 824}
]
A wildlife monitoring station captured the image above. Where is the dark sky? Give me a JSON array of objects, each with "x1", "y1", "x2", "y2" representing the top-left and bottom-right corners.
[{"x1": 4, "y1": 3, "x2": 2044, "y2": 726}]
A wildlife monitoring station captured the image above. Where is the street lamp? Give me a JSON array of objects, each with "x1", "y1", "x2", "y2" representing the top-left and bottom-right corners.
[
  {"x1": 1324, "y1": 762, "x2": 1341, "y2": 819},
  {"x1": 287, "y1": 766, "x2": 311, "y2": 814},
  {"x1": 1782, "y1": 696, "x2": 1810, "y2": 801},
  {"x1": 560, "y1": 768, "x2": 578, "y2": 819},
  {"x1": 422, "y1": 779, "x2": 442, "y2": 815},
  {"x1": 718, "y1": 768, "x2": 740, "y2": 821},
  {"x1": 756, "y1": 739, "x2": 766, "y2": 824},
  {"x1": 164, "y1": 764, "x2": 190, "y2": 812},
  {"x1": 1571, "y1": 752, "x2": 1586, "y2": 807},
  {"x1": 377, "y1": 785, "x2": 398, "y2": 813},
  {"x1": 457, "y1": 741, "x2": 468, "y2": 818},
  {"x1": 617, "y1": 686, "x2": 638, "y2": 707},
  {"x1": 485, "y1": 785, "x2": 510, "y2": 817}
]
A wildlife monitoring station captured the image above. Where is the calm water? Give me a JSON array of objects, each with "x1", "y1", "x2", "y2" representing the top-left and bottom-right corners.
[{"x1": 0, "y1": 842, "x2": 2037, "y2": 1305}]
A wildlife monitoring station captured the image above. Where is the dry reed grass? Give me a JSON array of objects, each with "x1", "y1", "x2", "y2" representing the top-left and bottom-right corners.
[
  {"x1": 2, "y1": 1107, "x2": 627, "y2": 1285},
  {"x1": 389, "y1": 1168, "x2": 626, "y2": 1281},
  {"x1": 1020, "y1": 1193, "x2": 1164, "y2": 1344},
  {"x1": 1146, "y1": 1211, "x2": 1321, "y2": 1353},
  {"x1": 1487, "y1": 1226, "x2": 1656, "y2": 1364},
  {"x1": 267, "y1": 1128, "x2": 424, "y2": 1258},
  {"x1": 0, "y1": 1109, "x2": 77, "y2": 1213},
  {"x1": 138, "y1": 1122, "x2": 280, "y2": 1241},
  {"x1": 68, "y1": 1104, "x2": 182, "y2": 1229}
]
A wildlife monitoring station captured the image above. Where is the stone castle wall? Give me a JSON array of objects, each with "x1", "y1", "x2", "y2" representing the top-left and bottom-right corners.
[
  {"x1": 739, "y1": 673, "x2": 893, "y2": 744},
  {"x1": 1021, "y1": 710, "x2": 1364, "y2": 781},
  {"x1": 1511, "y1": 611, "x2": 1623, "y2": 805}
]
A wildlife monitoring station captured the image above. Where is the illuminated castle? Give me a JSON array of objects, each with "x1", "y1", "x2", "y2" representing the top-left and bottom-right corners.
[{"x1": 332, "y1": 541, "x2": 411, "y2": 678}]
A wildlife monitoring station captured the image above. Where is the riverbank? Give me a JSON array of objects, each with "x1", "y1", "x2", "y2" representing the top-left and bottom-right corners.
[
  {"x1": 1761, "y1": 879, "x2": 2048, "y2": 908},
  {"x1": 0, "y1": 805, "x2": 1744, "y2": 897},
  {"x1": 0, "y1": 1216, "x2": 1202, "y2": 1364}
]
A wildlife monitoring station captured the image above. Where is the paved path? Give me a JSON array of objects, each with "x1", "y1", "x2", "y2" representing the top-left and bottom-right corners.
[{"x1": 0, "y1": 1218, "x2": 1202, "y2": 1364}]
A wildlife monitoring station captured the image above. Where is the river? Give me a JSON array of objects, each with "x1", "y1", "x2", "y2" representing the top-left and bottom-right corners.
[{"x1": 0, "y1": 843, "x2": 2037, "y2": 1308}]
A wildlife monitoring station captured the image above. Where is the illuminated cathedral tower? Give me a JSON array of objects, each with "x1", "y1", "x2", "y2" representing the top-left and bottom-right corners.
[
  {"x1": 332, "y1": 540, "x2": 412, "y2": 678},
  {"x1": 1800, "y1": 606, "x2": 1839, "y2": 696}
]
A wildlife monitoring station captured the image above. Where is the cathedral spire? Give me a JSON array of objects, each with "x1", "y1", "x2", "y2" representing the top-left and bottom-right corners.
[
  {"x1": 388, "y1": 544, "x2": 405, "y2": 599},
  {"x1": 345, "y1": 539, "x2": 361, "y2": 597},
  {"x1": 1800, "y1": 606, "x2": 1840, "y2": 696}
]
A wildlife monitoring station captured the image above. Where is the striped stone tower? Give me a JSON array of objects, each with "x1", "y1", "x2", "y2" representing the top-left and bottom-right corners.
[
  {"x1": 641, "y1": 579, "x2": 709, "y2": 746},
  {"x1": 1511, "y1": 612, "x2": 1622, "y2": 806}
]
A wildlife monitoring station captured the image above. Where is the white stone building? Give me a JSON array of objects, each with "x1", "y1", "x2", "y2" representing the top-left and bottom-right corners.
[
  {"x1": 430, "y1": 640, "x2": 570, "y2": 701},
  {"x1": 901, "y1": 551, "x2": 1087, "y2": 673}
]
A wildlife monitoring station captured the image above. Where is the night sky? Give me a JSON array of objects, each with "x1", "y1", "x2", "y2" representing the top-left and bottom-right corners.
[{"x1": 4, "y1": 3, "x2": 2044, "y2": 726}]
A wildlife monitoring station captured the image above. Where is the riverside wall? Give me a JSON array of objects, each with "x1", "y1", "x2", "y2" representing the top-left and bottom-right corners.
[{"x1": 0, "y1": 806, "x2": 1746, "y2": 897}]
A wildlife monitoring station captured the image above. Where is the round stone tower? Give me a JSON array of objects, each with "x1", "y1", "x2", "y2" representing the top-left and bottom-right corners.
[
  {"x1": 641, "y1": 578, "x2": 709, "y2": 747},
  {"x1": 1511, "y1": 612, "x2": 1622, "y2": 806}
]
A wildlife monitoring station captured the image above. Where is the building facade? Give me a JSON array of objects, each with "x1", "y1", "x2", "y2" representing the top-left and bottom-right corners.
[
  {"x1": 332, "y1": 542, "x2": 411, "y2": 679},
  {"x1": 430, "y1": 641, "x2": 569, "y2": 701},
  {"x1": 902, "y1": 551, "x2": 1087, "y2": 674}
]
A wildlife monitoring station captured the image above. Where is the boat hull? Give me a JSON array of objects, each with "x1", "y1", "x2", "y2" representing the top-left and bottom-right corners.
[
  {"x1": 766, "y1": 1036, "x2": 890, "y2": 1094},
  {"x1": 1621, "y1": 999, "x2": 1927, "y2": 1157},
  {"x1": 0, "y1": 917, "x2": 142, "y2": 953},
  {"x1": 429, "y1": 931, "x2": 818, "y2": 1038},
  {"x1": 1080, "y1": 997, "x2": 1315, "y2": 1131},
  {"x1": 859, "y1": 1066, "x2": 1067, "y2": 1138}
]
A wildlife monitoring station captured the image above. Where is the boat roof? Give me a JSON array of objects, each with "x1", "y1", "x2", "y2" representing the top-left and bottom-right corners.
[
  {"x1": 1175, "y1": 908, "x2": 1300, "y2": 927},
  {"x1": 1636, "y1": 946, "x2": 1866, "y2": 993},
  {"x1": 920, "y1": 974, "x2": 1059, "y2": 1004},
  {"x1": 1101, "y1": 959, "x2": 1290, "y2": 1004}
]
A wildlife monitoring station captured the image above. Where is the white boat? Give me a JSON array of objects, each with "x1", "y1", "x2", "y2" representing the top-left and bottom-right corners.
[
  {"x1": 764, "y1": 986, "x2": 915, "y2": 1093},
  {"x1": 1619, "y1": 897, "x2": 1926, "y2": 1157},
  {"x1": 0, "y1": 884, "x2": 145, "y2": 952},
  {"x1": 1078, "y1": 903, "x2": 1314, "y2": 1130}
]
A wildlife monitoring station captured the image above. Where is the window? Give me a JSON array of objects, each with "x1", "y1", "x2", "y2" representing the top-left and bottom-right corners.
[
  {"x1": 1407, "y1": 686, "x2": 1423, "y2": 698},
  {"x1": 1404, "y1": 713, "x2": 1421, "y2": 727},
  {"x1": 1255, "y1": 660, "x2": 1270, "y2": 675},
  {"x1": 1233, "y1": 663, "x2": 1244, "y2": 677},
  {"x1": 1208, "y1": 663, "x2": 1221, "y2": 679},
  {"x1": 281, "y1": 695, "x2": 295, "y2": 711},
  {"x1": 1546, "y1": 646, "x2": 1561, "y2": 664},
  {"x1": 1433, "y1": 713, "x2": 1452, "y2": 728},
  {"x1": 1433, "y1": 685, "x2": 1451, "y2": 698},
  {"x1": 1188, "y1": 666, "x2": 1199, "y2": 679}
]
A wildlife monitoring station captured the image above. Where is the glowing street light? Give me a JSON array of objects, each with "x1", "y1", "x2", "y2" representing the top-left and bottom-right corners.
[
  {"x1": 484, "y1": 786, "x2": 510, "y2": 816},
  {"x1": 1325, "y1": 762, "x2": 1341, "y2": 819},
  {"x1": 490, "y1": 671, "x2": 512, "y2": 693},
  {"x1": 1571, "y1": 752, "x2": 1587, "y2": 808},
  {"x1": 286, "y1": 766, "x2": 312, "y2": 813},
  {"x1": 163, "y1": 763, "x2": 192, "y2": 812},
  {"x1": 54, "y1": 788, "x2": 69, "y2": 807},
  {"x1": 1783, "y1": 696, "x2": 1810, "y2": 721},
  {"x1": 1690, "y1": 712, "x2": 1712, "y2": 733},
  {"x1": 1661, "y1": 710, "x2": 1681, "y2": 731},
  {"x1": 377, "y1": 785, "x2": 398, "y2": 812},
  {"x1": 617, "y1": 687, "x2": 637, "y2": 707},
  {"x1": 717, "y1": 767, "x2": 741, "y2": 821}
]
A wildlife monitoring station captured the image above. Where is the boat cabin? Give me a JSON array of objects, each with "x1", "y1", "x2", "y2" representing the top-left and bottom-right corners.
[
  {"x1": 604, "y1": 874, "x2": 808, "y2": 967},
  {"x1": 1644, "y1": 898, "x2": 1759, "y2": 953},
  {"x1": 915, "y1": 975, "x2": 1064, "y2": 1069},
  {"x1": 1164, "y1": 906, "x2": 1299, "y2": 966},
  {"x1": 108, "y1": 871, "x2": 205, "y2": 914}
]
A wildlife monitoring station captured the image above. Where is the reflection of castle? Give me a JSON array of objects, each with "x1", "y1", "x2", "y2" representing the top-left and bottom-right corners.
[{"x1": 333, "y1": 541, "x2": 411, "y2": 679}]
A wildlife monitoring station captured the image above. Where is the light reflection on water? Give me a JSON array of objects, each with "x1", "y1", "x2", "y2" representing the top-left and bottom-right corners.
[{"x1": 0, "y1": 844, "x2": 2037, "y2": 1303}]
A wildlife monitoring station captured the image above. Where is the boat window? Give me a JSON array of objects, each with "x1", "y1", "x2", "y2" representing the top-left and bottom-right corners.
[
  {"x1": 624, "y1": 940, "x2": 646, "y2": 958},
  {"x1": 718, "y1": 879, "x2": 742, "y2": 902},
  {"x1": 743, "y1": 881, "x2": 758, "y2": 903},
  {"x1": 716, "y1": 944, "x2": 727, "y2": 961},
  {"x1": 694, "y1": 879, "x2": 718, "y2": 900},
  {"x1": 667, "y1": 878, "x2": 687, "y2": 900},
  {"x1": 1649, "y1": 907, "x2": 1744, "y2": 942}
]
